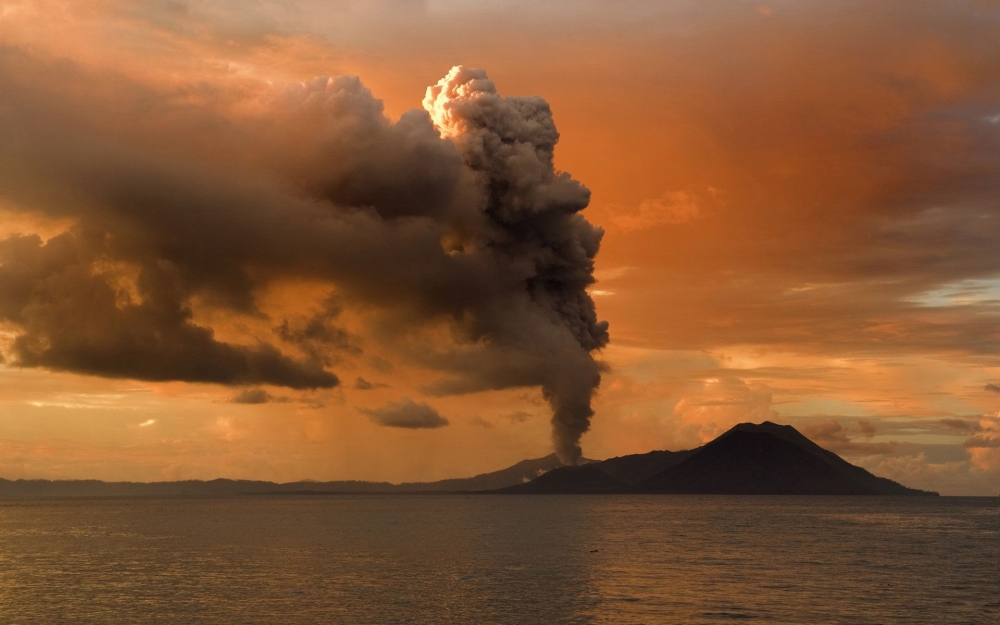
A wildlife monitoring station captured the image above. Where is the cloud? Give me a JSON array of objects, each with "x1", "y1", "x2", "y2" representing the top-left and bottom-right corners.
[
  {"x1": 353, "y1": 377, "x2": 388, "y2": 390},
  {"x1": 572, "y1": 5, "x2": 1000, "y2": 361},
  {"x1": 800, "y1": 419, "x2": 899, "y2": 455},
  {"x1": 963, "y1": 414, "x2": 1000, "y2": 471},
  {"x1": 965, "y1": 414, "x2": 1000, "y2": 472},
  {"x1": 643, "y1": 377, "x2": 783, "y2": 446},
  {"x1": 0, "y1": 50, "x2": 606, "y2": 461},
  {"x1": 0, "y1": 234, "x2": 340, "y2": 389},
  {"x1": 605, "y1": 189, "x2": 716, "y2": 232},
  {"x1": 369, "y1": 356, "x2": 394, "y2": 374},
  {"x1": 940, "y1": 418, "x2": 982, "y2": 433},
  {"x1": 359, "y1": 397, "x2": 449, "y2": 429},
  {"x1": 503, "y1": 410, "x2": 532, "y2": 424},
  {"x1": 985, "y1": 383, "x2": 1000, "y2": 393},
  {"x1": 470, "y1": 415, "x2": 495, "y2": 428},
  {"x1": 856, "y1": 433, "x2": 1000, "y2": 495},
  {"x1": 275, "y1": 298, "x2": 360, "y2": 365},
  {"x1": 229, "y1": 388, "x2": 274, "y2": 404},
  {"x1": 964, "y1": 435, "x2": 1000, "y2": 449}
]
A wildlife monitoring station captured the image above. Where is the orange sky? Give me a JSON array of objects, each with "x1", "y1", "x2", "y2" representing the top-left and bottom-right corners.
[{"x1": 1, "y1": 0, "x2": 998, "y2": 494}]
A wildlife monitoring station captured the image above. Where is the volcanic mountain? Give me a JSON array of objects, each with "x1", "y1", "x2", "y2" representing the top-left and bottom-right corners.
[{"x1": 495, "y1": 422, "x2": 936, "y2": 496}]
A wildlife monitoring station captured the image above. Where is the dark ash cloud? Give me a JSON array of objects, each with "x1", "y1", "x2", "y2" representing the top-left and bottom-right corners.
[
  {"x1": 359, "y1": 397, "x2": 448, "y2": 429},
  {"x1": 0, "y1": 53, "x2": 608, "y2": 463},
  {"x1": 0, "y1": 234, "x2": 337, "y2": 390},
  {"x1": 0, "y1": 51, "x2": 606, "y2": 461}
]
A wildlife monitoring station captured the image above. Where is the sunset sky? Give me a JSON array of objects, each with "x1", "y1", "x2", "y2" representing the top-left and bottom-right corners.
[{"x1": 1, "y1": 0, "x2": 998, "y2": 495}]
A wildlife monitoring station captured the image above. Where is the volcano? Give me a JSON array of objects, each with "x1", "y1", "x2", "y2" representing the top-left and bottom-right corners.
[{"x1": 494, "y1": 422, "x2": 936, "y2": 496}]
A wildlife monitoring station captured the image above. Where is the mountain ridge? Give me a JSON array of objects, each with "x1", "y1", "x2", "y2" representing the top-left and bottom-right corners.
[
  {"x1": 0, "y1": 422, "x2": 937, "y2": 497},
  {"x1": 0, "y1": 454, "x2": 586, "y2": 498}
]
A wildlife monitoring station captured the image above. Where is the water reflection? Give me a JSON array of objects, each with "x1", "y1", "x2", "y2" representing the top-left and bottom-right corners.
[{"x1": 0, "y1": 496, "x2": 995, "y2": 624}]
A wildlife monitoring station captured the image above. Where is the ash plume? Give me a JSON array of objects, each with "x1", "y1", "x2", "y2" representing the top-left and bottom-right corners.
[
  {"x1": 423, "y1": 66, "x2": 609, "y2": 462},
  {"x1": 0, "y1": 50, "x2": 606, "y2": 462}
]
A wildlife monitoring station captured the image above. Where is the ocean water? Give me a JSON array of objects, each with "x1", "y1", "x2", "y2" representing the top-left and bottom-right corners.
[{"x1": 0, "y1": 495, "x2": 995, "y2": 624}]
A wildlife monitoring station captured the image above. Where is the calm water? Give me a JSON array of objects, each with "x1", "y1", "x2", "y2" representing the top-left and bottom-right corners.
[{"x1": 0, "y1": 496, "x2": 995, "y2": 624}]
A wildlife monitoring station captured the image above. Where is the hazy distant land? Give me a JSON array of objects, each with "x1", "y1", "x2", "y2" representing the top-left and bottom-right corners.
[{"x1": 0, "y1": 423, "x2": 937, "y2": 498}]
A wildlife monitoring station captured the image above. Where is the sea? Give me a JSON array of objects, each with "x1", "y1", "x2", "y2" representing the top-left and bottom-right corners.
[{"x1": 0, "y1": 495, "x2": 995, "y2": 624}]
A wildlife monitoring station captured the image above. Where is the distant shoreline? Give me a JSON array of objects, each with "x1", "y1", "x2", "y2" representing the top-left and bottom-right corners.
[{"x1": 0, "y1": 422, "x2": 960, "y2": 497}]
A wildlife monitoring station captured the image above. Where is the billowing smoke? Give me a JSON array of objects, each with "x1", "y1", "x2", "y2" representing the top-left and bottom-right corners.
[
  {"x1": 0, "y1": 49, "x2": 607, "y2": 462},
  {"x1": 423, "y1": 67, "x2": 609, "y2": 462}
]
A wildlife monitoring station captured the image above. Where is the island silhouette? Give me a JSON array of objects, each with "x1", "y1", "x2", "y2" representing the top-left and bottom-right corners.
[
  {"x1": 0, "y1": 422, "x2": 936, "y2": 497},
  {"x1": 495, "y1": 422, "x2": 935, "y2": 495}
]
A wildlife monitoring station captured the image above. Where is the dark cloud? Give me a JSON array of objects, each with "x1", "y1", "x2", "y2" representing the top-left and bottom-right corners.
[
  {"x1": 801, "y1": 419, "x2": 898, "y2": 455},
  {"x1": 0, "y1": 52, "x2": 604, "y2": 460},
  {"x1": 504, "y1": 410, "x2": 532, "y2": 424},
  {"x1": 985, "y1": 383, "x2": 1000, "y2": 393},
  {"x1": 964, "y1": 435, "x2": 1000, "y2": 449},
  {"x1": 230, "y1": 388, "x2": 274, "y2": 404},
  {"x1": 0, "y1": 233, "x2": 337, "y2": 389},
  {"x1": 353, "y1": 376, "x2": 388, "y2": 390},
  {"x1": 359, "y1": 397, "x2": 448, "y2": 429},
  {"x1": 369, "y1": 356, "x2": 394, "y2": 374},
  {"x1": 940, "y1": 418, "x2": 983, "y2": 433},
  {"x1": 276, "y1": 298, "x2": 360, "y2": 365}
]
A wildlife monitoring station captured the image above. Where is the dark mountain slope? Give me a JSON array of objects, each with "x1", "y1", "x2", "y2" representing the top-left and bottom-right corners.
[
  {"x1": 0, "y1": 455, "x2": 591, "y2": 498},
  {"x1": 397, "y1": 454, "x2": 591, "y2": 492},
  {"x1": 719, "y1": 422, "x2": 922, "y2": 495},
  {"x1": 497, "y1": 422, "x2": 936, "y2": 496},
  {"x1": 639, "y1": 422, "x2": 934, "y2": 495},
  {"x1": 640, "y1": 431, "x2": 861, "y2": 494},
  {"x1": 492, "y1": 464, "x2": 629, "y2": 494},
  {"x1": 597, "y1": 449, "x2": 696, "y2": 485}
]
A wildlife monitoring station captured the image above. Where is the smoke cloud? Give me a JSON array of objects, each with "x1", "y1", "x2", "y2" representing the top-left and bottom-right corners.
[
  {"x1": 0, "y1": 51, "x2": 606, "y2": 463},
  {"x1": 421, "y1": 66, "x2": 609, "y2": 462}
]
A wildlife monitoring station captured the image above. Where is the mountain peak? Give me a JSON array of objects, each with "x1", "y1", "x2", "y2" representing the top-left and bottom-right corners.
[
  {"x1": 495, "y1": 422, "x2": 937, "y2": 496},
  {"x1": 729, "y1": 421, "x2": 794, "y2": 434}
]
